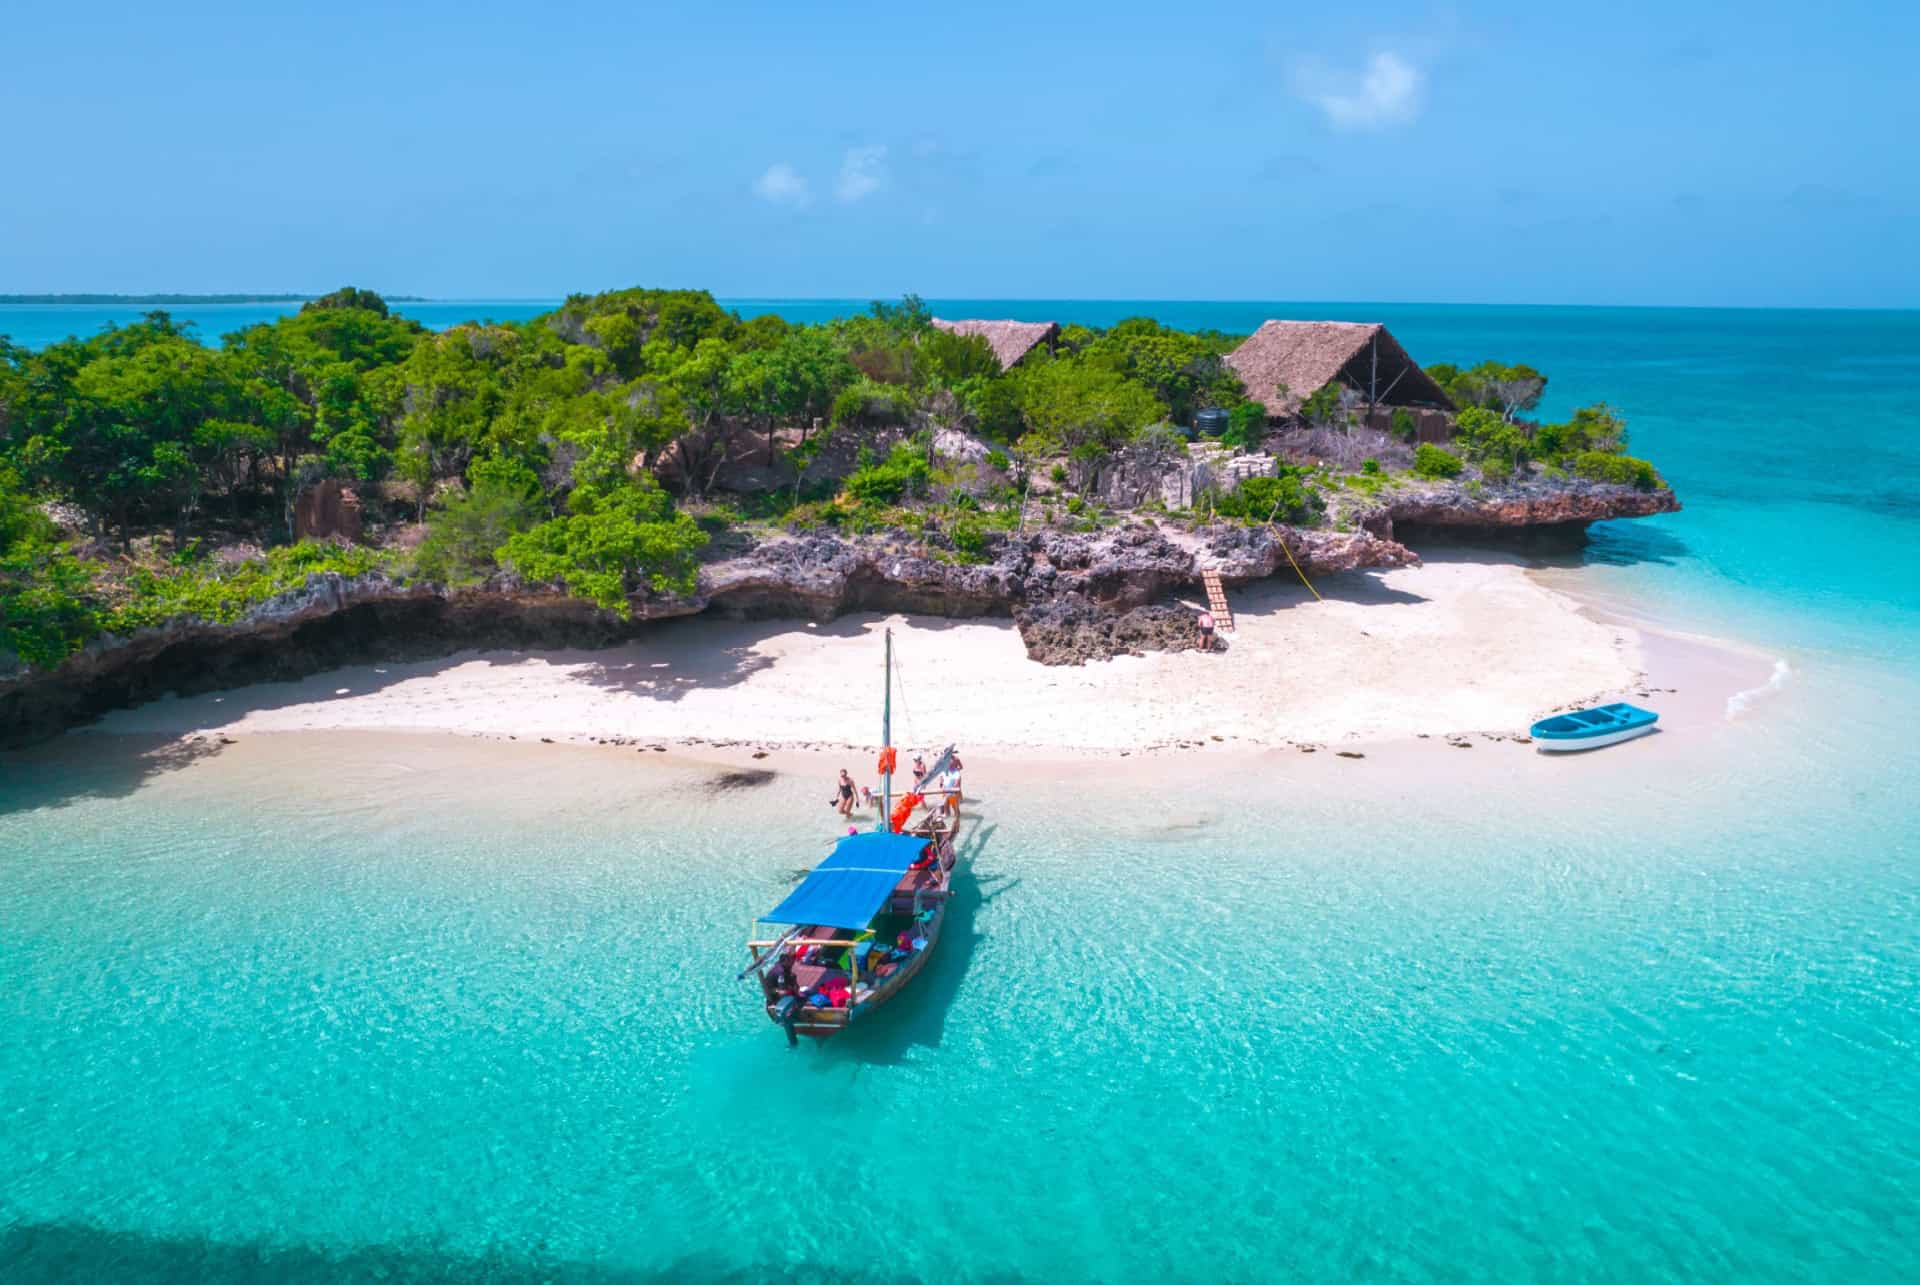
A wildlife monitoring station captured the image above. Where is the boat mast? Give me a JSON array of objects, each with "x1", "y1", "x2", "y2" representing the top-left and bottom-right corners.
[{"x1": 880, "y1": 627, "x2": 893, "y2": 831}]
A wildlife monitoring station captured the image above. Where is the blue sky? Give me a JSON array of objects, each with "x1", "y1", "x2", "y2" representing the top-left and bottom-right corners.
[{"x1": 3, "y1": 1, "x2": 1915, "y2": 307}]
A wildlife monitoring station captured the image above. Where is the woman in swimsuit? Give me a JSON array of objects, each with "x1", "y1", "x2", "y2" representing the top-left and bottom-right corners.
[{"x1": 834, "y1": 769, "x2": 857, "y2": 817}]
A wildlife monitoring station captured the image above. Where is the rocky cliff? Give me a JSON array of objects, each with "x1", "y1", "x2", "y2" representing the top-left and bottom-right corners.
[
  {"x1": 0, "y1": 478, "x2": 1676, "y2": 747},
  {"x1": 1365, "y1": 477, "x2": 1681, "y2": 546}
]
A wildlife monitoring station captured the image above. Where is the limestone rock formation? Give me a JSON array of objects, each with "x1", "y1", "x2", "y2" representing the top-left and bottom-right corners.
[
  {"x1": 1377, "y1": 477, "x2": 1680, "y2": 535},
  {"x1": 1014, "y1": 600, "x2": 1208, "y2": 666}
]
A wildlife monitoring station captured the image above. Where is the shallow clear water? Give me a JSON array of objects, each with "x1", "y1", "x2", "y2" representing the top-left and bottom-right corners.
[
  {"x1": 4, "y1": 302, "x2": 1919, "y2": 1280},
  {"x1": 2, "y1": 712, "x2": 1917, "y2": 1281}
]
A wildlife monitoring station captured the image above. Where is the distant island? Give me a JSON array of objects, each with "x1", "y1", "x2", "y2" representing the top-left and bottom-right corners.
[{"x1": 0, "y1": 293, "x2": 428, "y2": 305}]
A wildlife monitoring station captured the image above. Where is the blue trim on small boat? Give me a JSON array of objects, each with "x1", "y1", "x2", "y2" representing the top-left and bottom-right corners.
[{"x1": 1529, "y1": 702, "x2": 1659, "y2": 742}]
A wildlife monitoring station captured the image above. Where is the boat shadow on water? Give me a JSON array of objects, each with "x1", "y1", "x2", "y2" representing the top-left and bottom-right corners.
[
  {"x1": 0, "y1": 1218, "x2": 836, "y2": 1284},
  {"x1": 813, "y1": 821, "x2": 1018, "y2": 1067}
]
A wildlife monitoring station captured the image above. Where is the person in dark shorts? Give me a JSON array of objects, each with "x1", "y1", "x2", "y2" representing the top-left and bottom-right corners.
[{"x1": 1195, "y1": 610, "x2": 1216, "y2": 652}]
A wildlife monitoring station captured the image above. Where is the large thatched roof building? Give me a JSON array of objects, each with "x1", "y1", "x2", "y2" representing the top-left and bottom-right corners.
[
  {"x1": 1225, "y1": 321, "x2": 1454, "y2": 417},
  {"x1": 929, "y1": 318, "x2": 1060, "y2": 371}
]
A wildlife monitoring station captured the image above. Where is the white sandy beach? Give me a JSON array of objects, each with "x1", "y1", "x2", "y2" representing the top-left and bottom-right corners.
[{"x1": 88, "y1": 559, "x2": 1691, "y2": 754}]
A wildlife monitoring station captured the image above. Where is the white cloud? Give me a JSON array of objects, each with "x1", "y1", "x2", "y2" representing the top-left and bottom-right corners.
[
  {"x1": 835, "y1": 145, "x2": 888, "y2": 203},
  {"x1": 1295, "y1": 51, "x2": 1424, "y2": 130},
  {"x1": 753, "y1": 162, "x2": 810, "y2": 207}
]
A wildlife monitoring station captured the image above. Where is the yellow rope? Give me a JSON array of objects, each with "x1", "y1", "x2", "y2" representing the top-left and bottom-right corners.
[{"x1": 1263, "y1": 499, "x2": 1323, "y2": 601}]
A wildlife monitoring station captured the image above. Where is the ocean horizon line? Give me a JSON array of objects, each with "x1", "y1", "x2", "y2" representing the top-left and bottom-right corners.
[{"x1": 4, "y1": 293, "x2": 1917, "y2": 315}]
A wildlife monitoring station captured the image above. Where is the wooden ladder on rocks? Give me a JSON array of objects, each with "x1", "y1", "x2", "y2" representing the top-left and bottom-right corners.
[{"x1": 1201, "y1": 570, "x2": 1235, "y2": 632}]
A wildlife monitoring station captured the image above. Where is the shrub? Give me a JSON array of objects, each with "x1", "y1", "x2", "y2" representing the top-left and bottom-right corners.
[
  {"x1": 1361, "y1": 458, "x2": 1382, "y2": 475},
  {"x1": 842, "y1": 444, "x2": 930, "y2": 505},
  {"x1": 1412, "y1": 444, "x2": 1464, "y2": 479},
  {"x1": 416, "y1": 462, "x2": 540, "y2": 585},
  {"x1": 951, "y1": 517, "x2": 988, "y2": 563},
  {"x1": 830, "y1": 377, "x2": 911, "y2": 429},
  {"x1": 985, "y1": 449, "x2": 1011, "y2": 472},
  {"x1": 1299, "y1": 383, "x2": 1343, "y2": 429},
  {"x1": 1452, "y1": 406, "x2": 1532, "y2": 472},
  {"x1": 1049, "y1": 464, "x2": 1068, "y2": 485},
  {"x1": 1346, "y1": 470, "x2": 1389, "y2": 496},
  {"x1": 1405, "y1": 443, "x2": 1459, "y2": 478},
  {"x1": 1479, "y1": 457, "x2": 1513, "y2": 483},
  {"x1": 1537, "y1": 404, "x2": 1627, "y2": 460},
  {"x1": 1012, "y1": 358, "x2": 1161, "y2": 456},
  {"x1": 1135, "y1": 422, "x2": 1187, "y2": 457},
  {"x1": 104, "y1": 541, "x2": 387, "y2": 635},
  {"x1": 1222, "y1": 401, "x2": 1267, "y2": 451},
  {"x1": 1390, "y1": 407, "x2": 1417, "y2": 442},
  {"x1": 1571, "y1": 451, "x2": 1659, "y2": 489},
  {"x1": 497, "y1": 476, "x2": 706, "y2": 614},
  {"x1": 1, "y1": 497, "x2": 99, "y2": 667},
  {"x1": 1215, "y1": 471, "x2": 1322, "y2": 525}
]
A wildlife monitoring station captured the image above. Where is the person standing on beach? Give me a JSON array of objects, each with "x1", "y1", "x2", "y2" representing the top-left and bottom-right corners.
[
  {"x1": 940, "y1": 756, "x2": 963, "y2": 820},
  {"x1": 833, "y1": 769, "x2": 857, "y2": 818},
  {"x1": 1195, "y1": 611, "x2": 1215, "y2": 653}
]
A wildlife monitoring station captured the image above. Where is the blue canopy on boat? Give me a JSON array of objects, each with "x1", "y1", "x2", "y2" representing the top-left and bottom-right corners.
[{"x1": 761, "y1": 831, "x2": 929, "y2": 930}]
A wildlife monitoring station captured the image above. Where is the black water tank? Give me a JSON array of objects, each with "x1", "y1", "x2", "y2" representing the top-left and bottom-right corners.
[{"x1": 1194, "y1": 407, "x2": 1231, "y2": 437}]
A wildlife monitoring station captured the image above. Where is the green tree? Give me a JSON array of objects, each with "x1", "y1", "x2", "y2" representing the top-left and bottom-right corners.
[
  {"x1": 27, "y1": 318, "x2": 256, "y2": 532},
  {"x1": 1535, "y1": 403, "x2": 1628, "y2": 458},
  {"x1": 222, "y1": 300, "x2": 425, "y2": 501},
  {"x1": 1012, "y1": 360, "x2": 1161, "y2": 457},
  {"x1": 497, "y1": 474, "x2": 706, "y2": 614},
  {"x1": 957, "y1": 375, "x2": 1022, "y2": 442},
  {"x1": 919, "y1": 329, "x2": 1000, "y2": 387},
  {"x1": 1452, "y1": 406, "x2": 1532, "y2": 473},
  {"x1": 415, "y1": 455, "x2": 542, "y2": 584},
  {"x1": 392, "y1": 325, "x2": 521, "y2": 508},
  {"x1": 1221, "y1": 401, "x2": 1267, "y2": 450},
  {"x1": 1080, "y1": 317, "x2": 1243, "y2": 424},
  {"x1": 1429, "y1": 361, "x2": 1547, "y2": 420}
]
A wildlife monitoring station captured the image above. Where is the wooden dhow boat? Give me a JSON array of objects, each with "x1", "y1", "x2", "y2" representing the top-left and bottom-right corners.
[{"x1": 740, "y1": 629, "x2": 964, "y2": 1045}]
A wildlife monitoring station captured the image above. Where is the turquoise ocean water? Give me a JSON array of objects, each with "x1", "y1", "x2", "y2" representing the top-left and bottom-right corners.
[{"x1": 3, "y1": 302, "x2": 1919, "y2": 1280}]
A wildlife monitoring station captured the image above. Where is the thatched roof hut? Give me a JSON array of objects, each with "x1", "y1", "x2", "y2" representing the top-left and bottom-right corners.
[
  {"x1": 1224, "y1": 321, "x2": 1454, "y2": 416},
  {"x1": 929, "y1": 318, "x2": 1060, "y2": 371}
]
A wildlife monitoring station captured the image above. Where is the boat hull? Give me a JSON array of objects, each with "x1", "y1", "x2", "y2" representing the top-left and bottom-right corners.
[
  {"x1": 1534, "y1": 723, "x2": 1657, "y2": 752},
  {"x1": 779, "y1": 902, "x2": 947, "y2": 1039}
]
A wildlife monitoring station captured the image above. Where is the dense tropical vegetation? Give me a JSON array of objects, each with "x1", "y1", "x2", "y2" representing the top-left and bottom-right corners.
[{"x1": 0, "y1": 286, "x2": 1662, "y2": 670}]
